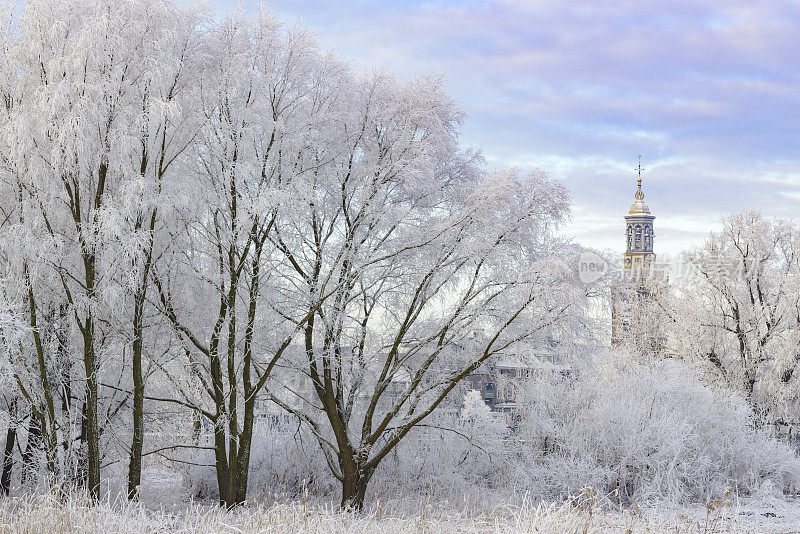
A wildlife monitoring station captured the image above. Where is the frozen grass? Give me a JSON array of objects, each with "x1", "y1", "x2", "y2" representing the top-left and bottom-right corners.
[{"x1": 1, "y1": 489, "x2": 793, "y2": 534}]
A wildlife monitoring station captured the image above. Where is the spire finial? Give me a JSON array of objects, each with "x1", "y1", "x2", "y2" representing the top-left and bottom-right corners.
[
  {"x1": 634, "y1": 155, "x2": 645, "y2": 201},
  {"x1": 636, "y1": 154, "x2": 644, "y2": 185}
]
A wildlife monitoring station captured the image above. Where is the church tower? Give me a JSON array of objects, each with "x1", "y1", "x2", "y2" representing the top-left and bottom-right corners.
[
  {"x1": 623, "y1": 158, "x2": 655, "y2": 276},
  {"x1": 612, "y1": 156, "x2": 655, "y2": 344}
]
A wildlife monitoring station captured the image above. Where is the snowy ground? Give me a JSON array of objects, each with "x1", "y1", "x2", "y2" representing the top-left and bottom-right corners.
[
  {"x1": 640, "y1": 498, "x2": 800, "y2": 534},
  {"x1": 2, "y1": 470, "x2": 799, "y2": 533},
  {"x1": 726, "y1": 500, "x2": 800, "y2": 534}
]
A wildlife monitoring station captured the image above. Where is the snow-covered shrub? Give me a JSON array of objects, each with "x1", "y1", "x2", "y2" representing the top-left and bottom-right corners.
[
  {"x1": 368, "y1": 397, "x2": 508, "y2": 504},
  {"x1": 512, "y1": 357, "x2": 800, "y2": 504}
]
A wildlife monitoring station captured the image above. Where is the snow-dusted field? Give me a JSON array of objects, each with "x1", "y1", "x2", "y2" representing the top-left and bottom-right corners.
[{"x1": 2, "y1": 491, "x2": 800, "y2": 533}]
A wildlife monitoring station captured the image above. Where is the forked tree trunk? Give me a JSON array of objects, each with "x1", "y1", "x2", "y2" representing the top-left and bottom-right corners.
[
  {"x1": 211, "y1": 383, "x2": 259, "y2": 508},
  {"x1": 215, "y1": 433, "x2": 251, "y2": 508}
]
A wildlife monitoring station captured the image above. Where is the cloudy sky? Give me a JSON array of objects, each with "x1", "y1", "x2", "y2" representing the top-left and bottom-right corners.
[{"x1": 227, "y1": 0, "x2": 799, "y2": 256}]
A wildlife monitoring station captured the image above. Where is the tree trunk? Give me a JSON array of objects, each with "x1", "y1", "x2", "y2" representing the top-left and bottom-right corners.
[
  {"x1": 25, "y1": 265, "x2": 57, "y2": 474},
  {"x1": 216, "y1": 442, "x2": 249, "y2": 508},
  {"x1": 127, "y1": 290, "x2": 146, "y2": 500},
  {"x1": 83, "y1": 318, "x2": 101, "y2": 499},
  {"x1": 77, "y1": 159, "x2": 107, "y2": 501},
  {"x1": 742, "y1": 362, "x2": 760, "y2": 422},
  {"x1": 212, "y1": 425, "x2": 251, "y2": 508},
  {"x1": 191, "y1": 411, "x2": 201, "y2": 445},
  {"x1": 233, "y1": 238, "x2": 261, "y2": 505},
  {"x1": 21, "y1": 414, "x2": 41, "y2": 484},
  {"x1": 1, "y1": 403, "x2": 16, "y2": 495},
  {"x1": 213, "y1": 420, "x2": 231, "y2": 507},
  {"x1": 233, "y1": 399, "x2": 254, "y2": 504},
  {"x1": 339, "y1": 450, "x2": 373, "y2": 511},
  {"x1": 77, "y1": 401, "x2": 88, "y2": 489},
  {"x1": 58, "y1": 304, "x2": 72, "y2": 460},
  {"x1": 340, "y1": 463, "x2": 371, "y2": 511},
  {"x1": 128, "y1": 202, "x2": 156, "y2": 500}
]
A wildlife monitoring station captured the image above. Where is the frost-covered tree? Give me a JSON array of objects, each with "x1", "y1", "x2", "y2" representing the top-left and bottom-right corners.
[
  {"x1": 0, "y1": 278, "x2": 29, "y2": 493},
  {"x1": 103, "y1": 3, "x2": 203, "y2": 501},
  {"x1": 0, "y1": 0, "x2": 592, "y2": 510},
  {"x1": 151, "y1": 9, "x2": 348, "y2": 507},
  {"x1": 669, "y1": 210, "x2": 800, "y2": 421},
  {"x1": 0, "y1": 0, "x2": 207, "y2": 497},
  {"x1": 266, "y1": 75, "x2": 579, "y2": 507},
  {"x1": 460, "y1": 390, "x2": 491, "y2": 421}
]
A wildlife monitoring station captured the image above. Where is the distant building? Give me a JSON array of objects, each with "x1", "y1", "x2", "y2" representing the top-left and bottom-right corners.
[
  {"x1": 611, "y1": 158, "x2": 656, "y2": 344},
  {"x1": 466, "y1": 349, "x2": 570, "y2": 415}
]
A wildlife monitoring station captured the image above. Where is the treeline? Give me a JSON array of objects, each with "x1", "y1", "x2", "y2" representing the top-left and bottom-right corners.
[{"x1": 0, "y1": 0, "x2": 582, "y2": 509}]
